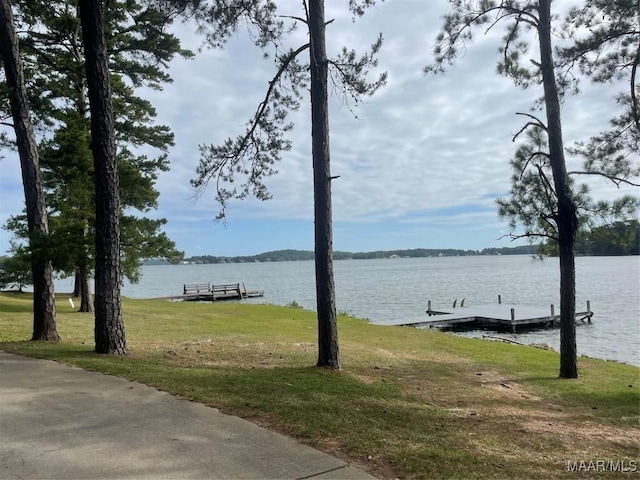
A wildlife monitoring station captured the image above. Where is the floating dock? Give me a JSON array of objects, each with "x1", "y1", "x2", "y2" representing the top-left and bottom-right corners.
[
  {"x1": 182, "y1": 283, "x2": 264, "y2": 301},
  {"x1": 151, "y1": 283, "x2": 264, "y2": 302},
  {"x1": 390, "y1": 298, "x2": 593, "y2": 333}
]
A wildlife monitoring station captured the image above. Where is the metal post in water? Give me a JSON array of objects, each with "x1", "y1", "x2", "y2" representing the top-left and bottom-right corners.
[
  {"x1": 498, "y1": 294, "x2": 502, "y2": 304},
  {"x1": 428, "y1": 300, "x2": 432, "y2": 316},
  {"x1": 587, "y1": 301, "x2": 592, "y2": 323},
  {"x1": 510, "y1": 308, "x2": 515, "y2": 321},
  {"x1": 550, "y1": 304, "x2": 555, "y2": 316}
]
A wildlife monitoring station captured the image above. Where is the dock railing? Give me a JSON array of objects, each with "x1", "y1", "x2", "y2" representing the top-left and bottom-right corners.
[
  {"x1": 211, "y1": 283, "x2": 243, "y2": 300},
  {"x1": 183, "y1": 283, "x2": 211, "y2": 295}
]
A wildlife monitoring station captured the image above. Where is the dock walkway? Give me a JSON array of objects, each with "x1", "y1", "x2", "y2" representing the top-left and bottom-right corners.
[
  {"x1": 388, "y1": 302, "x2": 593, "y2": 333},
  {"x1": 151, "y1": 283, "x2": 264, "y2": 302}
]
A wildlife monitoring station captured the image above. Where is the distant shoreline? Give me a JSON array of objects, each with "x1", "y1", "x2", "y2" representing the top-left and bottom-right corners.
[
  {"x1": 144, "y1": 246, "x2": 639, "y2": 266},
  {"x1": 148, "y1": 246, "x2": 537, "y2": 265}
]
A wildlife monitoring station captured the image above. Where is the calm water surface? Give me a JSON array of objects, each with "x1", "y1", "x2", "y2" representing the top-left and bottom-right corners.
[{"x1": 56, "y1": 255, "x2": 640, "y2": 366}]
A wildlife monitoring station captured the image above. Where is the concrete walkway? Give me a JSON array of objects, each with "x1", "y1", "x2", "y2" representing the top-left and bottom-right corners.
[{"x1": 0, "y1": 352, "x2": 375, "y2": 479}]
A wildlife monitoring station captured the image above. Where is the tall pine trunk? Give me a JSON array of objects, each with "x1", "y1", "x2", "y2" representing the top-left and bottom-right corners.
[
  {"x1": 31, "y1": 258, "x2": 58, "y2": 339},
  {"x1": 78, "y1": 222, "x2": 94, "y2": 312},
  {"x1": 78, "y1": 262, "x2": 94, "y2": 313},
  {"x1": 538, "y1": 0, "x2": 578, "y2": 378},
  {"x1": 0, "y1": 0, "x2": 59, "y2": 342},
  {"x1": 72, "y1": 269, "x2": 81, "y2": 297},
  {"x1": 79, "y1": 0, "x2": 127, "y2": 354},
  {"x1": 309, "y1": 0, "x2": 340, "y2": 369}
]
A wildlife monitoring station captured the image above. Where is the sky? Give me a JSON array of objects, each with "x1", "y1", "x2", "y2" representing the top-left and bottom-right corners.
[{"x1": 0, "y1": 0, "x2": 637, "y2": 258}]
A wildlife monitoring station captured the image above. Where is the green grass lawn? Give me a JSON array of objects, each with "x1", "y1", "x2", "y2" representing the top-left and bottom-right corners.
[{"x1": 1, "y1": 291, "x2": 638, "y2": 479}]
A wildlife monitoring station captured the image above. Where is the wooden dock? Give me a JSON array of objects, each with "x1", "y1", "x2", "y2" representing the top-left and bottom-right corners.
[
  {"x1": 152, "y1": 283, "x2": 264, "y2": 302},
  {"x1": 182, "y1": 283, "x2": 264, "y2": 301},
  {"x1": 391, "y1": 299, "x2": 593, "y2": 333}
]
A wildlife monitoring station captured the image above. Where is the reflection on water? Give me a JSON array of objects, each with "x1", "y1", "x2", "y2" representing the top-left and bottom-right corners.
[{"x1": 54, "y1": 255, "x2": 640, "y2": 366}]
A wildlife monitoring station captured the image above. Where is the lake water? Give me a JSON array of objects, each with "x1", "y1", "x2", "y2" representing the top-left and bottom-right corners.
[{"x1": 54, "y1": 255, "x2": 640, "y2": 366}]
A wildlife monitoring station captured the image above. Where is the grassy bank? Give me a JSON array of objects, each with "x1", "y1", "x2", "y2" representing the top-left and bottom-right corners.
[{"x1": 0, "y1": 291, "x2": 638, "y2": 479}]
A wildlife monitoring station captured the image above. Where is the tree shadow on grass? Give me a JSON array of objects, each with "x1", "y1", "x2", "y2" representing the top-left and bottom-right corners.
[
  {"x1": 0, "y1": 341, "x2": 95, "y2": 360},
  {"x1": 0, "y1": 302, "x2": 33, "y2": 313}
]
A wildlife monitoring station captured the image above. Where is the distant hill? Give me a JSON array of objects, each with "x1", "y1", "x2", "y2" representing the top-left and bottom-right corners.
[
  {"x1": 179, "y1": 221, "x2": 638, "y2": 264},
  {"x1": 183, "y1": 245, "x2": 540, "y2": 264}
]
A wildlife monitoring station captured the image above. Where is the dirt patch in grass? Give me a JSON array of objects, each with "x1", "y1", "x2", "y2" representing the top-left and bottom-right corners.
[
  {"x1": 437, "y1": 369, "x2": 640, "y2": 473},
  {"x1": 523, "y1": 414, "x2": 638, "y2": 451},
  {"x1": 359, "y1": 344, "x2": 465, "y2": 364},
  {"x1": 470, "y1": 369, "x2": 543, "y2": 401},
  {"x1": 358, "y1": 362, "x2": 640, "y2": 477}
]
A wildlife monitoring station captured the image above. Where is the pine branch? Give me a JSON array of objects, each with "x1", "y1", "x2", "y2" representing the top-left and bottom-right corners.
[
  {"x1": 536, "y1": 163, "x2": 557, "y2": 202},
  {"x1": 515, "y1": 111, "x2": 547, "y2": 127},
  {"x1": 500, "y1": 230, "x2": 558, "y2": 242},
  {"x1": 426, "y1": 1, "x2": 539, "y2": 74},
  {"x1": 237, "y1": 43, "x2": 309, "y2": 158},
  {"x1": 567, "y1": 170, "x2": 640, "y2": 187},
  {"x1": 513, "y1": 121, "x2": 546, "y2": 141},
  {"x1": 326, "y1": 32, "x2": 387, "y2": 115},
  {"x1": 540, "y1": 215, "x2": 558, "y2": 234},
  {"x1": 278, "y1": 14, "x2": 306, "y2": 24},
  {"x1": 519, "y1": 150, "x2": 549, "y2": 180},
  {"x1": 193, "y1": 42, "x2": 310, "y2": 219}
]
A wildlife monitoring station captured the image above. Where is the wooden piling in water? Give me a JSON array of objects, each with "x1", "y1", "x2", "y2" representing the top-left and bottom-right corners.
[{"x1": 551, "y1": 305, "x2": 558, "y2": 327}]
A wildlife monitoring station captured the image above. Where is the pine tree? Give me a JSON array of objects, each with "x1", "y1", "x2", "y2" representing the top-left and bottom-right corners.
[
  {"x1": 191, "y1": 0, "x2": 386, "y2": 369},
  {"x1": 426, "y1": 0, "x2": 638, "y2": 378},
  {"x1": 79, "y1": 0, "x2": 127, "y2": 354},
  {"x1": 0, "y1": 0, "x2": 59, "y2": 341}
]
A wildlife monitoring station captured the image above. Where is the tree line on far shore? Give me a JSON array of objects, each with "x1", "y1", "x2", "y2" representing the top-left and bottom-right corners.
[
  {"x1": 181, "y1": 245, "x2": 535, "y2": 264},
  {"x1": 177, "y1": 221, "x2": 639, "y2": 264}
]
